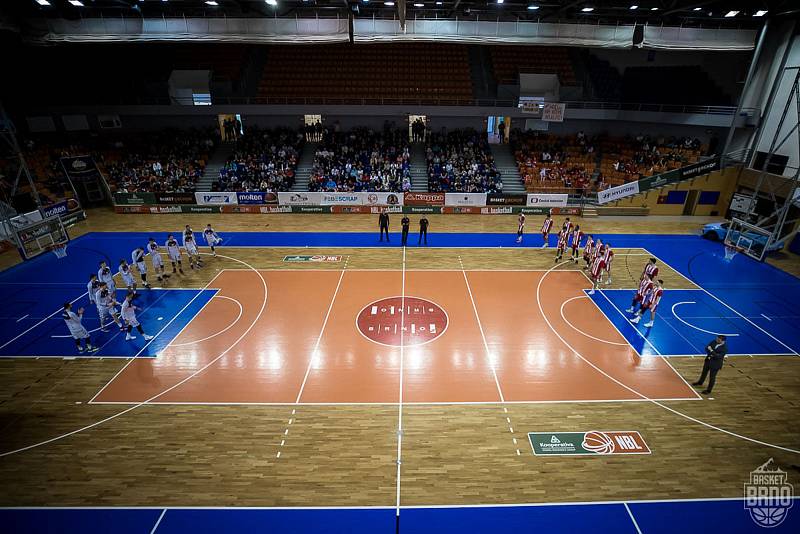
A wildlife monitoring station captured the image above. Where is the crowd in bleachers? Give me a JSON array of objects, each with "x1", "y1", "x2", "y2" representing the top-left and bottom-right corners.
[
  {"x1": 108, "y1": 128, "x2": 216, "y2": 193},
  {"x1": 307, "y1": 127, "x2": 411, "y2": 193},
  {"x1": 216, "y1": 127, "x2": 302, "y2": 192},
  {"x1": 513, "y1": 130, "x2": 707, "y2": 194},
  {"x1": 426, "y1": 129, "x2": 502, "y2": 193}
]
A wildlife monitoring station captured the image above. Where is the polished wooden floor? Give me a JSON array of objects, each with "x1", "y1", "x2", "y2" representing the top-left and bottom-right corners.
[{"x1": 0, "y1": 209, "x2": 798, "y2": 508}]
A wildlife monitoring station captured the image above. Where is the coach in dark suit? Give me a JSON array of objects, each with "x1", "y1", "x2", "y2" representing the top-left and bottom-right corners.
[
  {"x1": 693, "y1": 335, "x2": 727, "y2": 395},
  {"x1": 379, "y1": 210, "x2": 390, "y2": 242}
]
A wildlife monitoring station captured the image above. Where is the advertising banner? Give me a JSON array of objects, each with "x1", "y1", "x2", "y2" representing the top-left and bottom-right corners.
[
  {"x1": 519, "y1": 207, "x2": 551, "y2": 215},
  {"x1": 445, "y1": 193, "x2": 487, "y2": 207},
  {"x1": 292, "y1": 205, "x2": 331, "y2": 213},
  {"x1": 59, "y1": 156, "x2": 102, "y2": 182},
  {"x1": 194, "y1": 192, "x2": 238, "y2": 205},
  {"x1": 404, "y1": 206, "x2": 442, "y2": 214},
  {"x1": 40, "y1": 200, "x2": 69, "y2": 219},
  {"x1": 404, "y1": 192, "x2": 445, "y2": 206},
  {"x1": 114, "y1": 192, "x2": 156, "y2": 205},
  {"x1": 155, "y1": 192, "x2": 195, "y2": 205},
  {"x1": 443, "y1": 206, "x2": 481, "y2": 214},
  {"x1": 320, "y1": 193, "x2": 363, "y2": 206},
  {"x1": 680, "y1": 157, "x2": 720, "y2": 179},
  {"x1": 526, "y1": 193, "x2": 568, "y2": 207},
  {"x1": 528, "y1": 430, "x2": 650, "y2": 456},
  {"x1": 480, "y1": 206, "x2": 514, "y2": 215},
  {"x1": 278, "y1": 192, "x2": 324, "y2": 206},
  {"x1": 637, "y1": 157, "x2": 721, "y2": 194},
  {"x1": 597, "y1": 181, "x2": 640, "y2": 205},
  {"x1": 361, "y1": 192, "x2": 404, "y2": 206},
  {"x1": 542, "y1": 102, "x2": 566, "y2": 122},
  {"x1": 236, "y1": 191, "x2": 279, "y2": 205},
  {"x1": 486, "y1": 194, "x2": 527, "y2": 206}
]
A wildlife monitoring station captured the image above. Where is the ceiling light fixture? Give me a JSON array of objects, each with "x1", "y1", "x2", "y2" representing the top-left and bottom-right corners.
[
  {"x1": 385, "y1": 1, "x2": 395, "y2": 5},
  {"x1": 414, "y1": 2, "x2": 424, "y2": 5},
  {"x1": 527, "y1": 4, "x2": 539, "y2": 9},
  {"x1": 35, "y1": 0, "x2": 51, "y2": 5},
  {"x1": 497, "y1": 0, "x2": 504, "y2": 4},
  {"x1": 693, "y1": 7, "x2": 701, "y2": 10},
  {"x1": 629, "y1": 5, "x2": 638, "y2": 10},
  {"x1": 650, "y1": 7, "x2": 658, "y2": 11},
  {"x1": 724, "y1": 10, "x2": 739, "y2": 17},
  {"x1": 68, "y1": 0, "x2": 84, "y2": 6},
  {"x1": 754, "y1": 10, "x2": 768, "y2": 17},
  {"x1": 265, "y1": 0, "x2": 277, "y2": 5},
  {"x1": 581, "y1": 7, "x2": 594, "y2": 12},
  {"x1": 205, "y1": 0, "x2": 218, "y2": 5}
]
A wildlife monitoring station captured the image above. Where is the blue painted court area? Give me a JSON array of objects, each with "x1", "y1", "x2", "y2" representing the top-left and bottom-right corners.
[
  {"x1": 2, "y1": 499, "x2": 798, "y2": 533},
  {"x1": 0, "y1": 286, "x2": 215, "y2": 358},
  {"x1": 591, "y1": 288, "x2": 798, "y2": 357}
]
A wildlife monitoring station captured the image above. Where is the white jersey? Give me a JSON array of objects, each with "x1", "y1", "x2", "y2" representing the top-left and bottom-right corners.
[
  {"x1": 119, "y1": 264, "x2": 135, "y2": 287},
  {"x1": 97, "y1": 266, "x2": 115, "y2": 291},
  {"x1": 62, "y1": 310, "x2": 88, "y2": 339},
  {"x1": 148, "y1": 242, "x2": 164, "y2": 268},
  {"x1": 203, "y1": 227, "x2": 221, "y2": 246},
  {"x1": 95, "y1": 289, "x2": 118, "y2": 312},
  {"x1": 165, "y1": 238, "x2": 181, "y2": 262},
  {"x1": 121, "y1": 299, "x2": 140, "y2": 327},
  {"x1": 87, "y1": 280, "x2": 99, "y2": 303},
  {"x1": 183, "y1": 235, "x2": 199, "y2": 255},
  {"x1": 131, "y1": 249, "x2": 147, "y2": 272}
]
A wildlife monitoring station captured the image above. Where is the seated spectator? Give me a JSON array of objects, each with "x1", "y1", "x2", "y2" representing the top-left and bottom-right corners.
[
  {"x1": 216, "y1": 127, "x2": 301, "y2": 192},
  {"x1": 307, "y1": 127, "x2": 410, "y2": 192},
  {"x1": 426, "y1": 129, "x2": 502, "y2": 193}
]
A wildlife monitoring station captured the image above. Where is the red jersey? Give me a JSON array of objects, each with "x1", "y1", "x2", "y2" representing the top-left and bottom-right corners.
[
  {"x1": 541, "y1": 218, "x2": 553, "y2": 234},
  {"x1": 557, "y1": 231, "x2": 568, "y2": 250},
  {"x1": 637, "y1": 277, "x2": 654, "y2": 298},
  {"x1": 592, "y1": 243, "x2": 603, "y2": 262},
  {"x1": 603, "y1": 247, "x2": 614, "y2": 270},
  {"x1": 584, "y1": 237, "x2": 594, "y2": 257},
  {"x1": 590, "y1": 257, "x2": 606, "y2": 279},
  {"x1": 643, "y1": 286, "x2": 663, "y2": 310},
  {"x1": 643, "y1": 263, "x2": 659, "y2": 279},
  {"x1": 561, "y1": 220, "x2": 573, "y2": 234},
  {"x1": 569, "y1": 229, "x2": 583, "y2": 249}
]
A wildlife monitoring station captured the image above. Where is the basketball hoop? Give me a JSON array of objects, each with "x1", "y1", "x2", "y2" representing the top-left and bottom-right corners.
[
  {"x1": 723, "y1": 244, "x2": 739, "y2": 262},
  {"x1": 51, "y1": 243, "x2": 68, "y2": 259}
]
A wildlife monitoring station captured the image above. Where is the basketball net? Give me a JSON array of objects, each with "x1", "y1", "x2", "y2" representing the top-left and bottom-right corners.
[
  {"x1": 724, "y1": 244, "x2": 739, "y2": 262},
  {"x1": 51, "y1": 243, "x2": 68, "y2": 259}
]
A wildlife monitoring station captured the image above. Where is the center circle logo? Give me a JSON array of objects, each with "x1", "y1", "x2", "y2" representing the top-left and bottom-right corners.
[{"x1": 356, "y1": 296, "x2": 448, "y2": 347}]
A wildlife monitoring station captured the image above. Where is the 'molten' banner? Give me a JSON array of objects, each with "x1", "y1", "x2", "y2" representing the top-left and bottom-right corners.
[
  {"x1": 236, "y1": 191, "x2": 279, "y2": 205},
  {"x1": 404, "y1": 192, "x2": 445, "y2": 206},
  {"x1": 486, "y1": 194, "x2": 527, "y2": 206}
]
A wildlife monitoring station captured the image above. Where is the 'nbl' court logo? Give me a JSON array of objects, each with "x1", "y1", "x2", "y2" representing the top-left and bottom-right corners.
[
  {"x1": 744, "y1": 458, "x2": 793, "y2": 528},
  {"x1": 357, "y1": 297, "x2": 448, "y2": 347}
]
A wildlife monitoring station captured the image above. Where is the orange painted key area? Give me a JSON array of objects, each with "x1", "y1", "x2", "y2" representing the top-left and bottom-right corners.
[{"x1": 93, "y1": 269, "x2": 698, "y2": 404}]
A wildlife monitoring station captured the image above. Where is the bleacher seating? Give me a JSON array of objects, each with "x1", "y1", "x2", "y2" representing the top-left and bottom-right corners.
[
  {"x1": 489, "y1": 46, "x2": 577, "y2": 86},
  {"x1": 426, "y1": 129, "x2": 501, "y2": 193},
  {"x1": 258, "y1": 44, "x2": 473, "y2": 102},
  {"x1": 217, "y1": 127, "x2": 302, "y2": 192},
  {"x1": 308, "y1": 127, "x2": 410, "y2": 193}
]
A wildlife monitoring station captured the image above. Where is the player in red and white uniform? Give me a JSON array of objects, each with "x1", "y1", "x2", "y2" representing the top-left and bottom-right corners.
[
  {"x1": 592, "y1": 238, "x2": 604, "y2": 264},
  {"x1": 587, "y1": 254, "x2": 607, "y2": 295},
  {"x1": 583, "y1": 235, "x2": 595, "y2": 268},
  {"x1": 540, "y1": 215, "x2": 553, "y2": 248},
  {"x1": 516, "y1": 213, "x2": 526, "y2": 244},
  {"x1": 631, "y1": 279, "x2": 664, "y2": 327},
  {"x1": 602, "y1": 242, "x2": 614, "y2": 285},
  {"x1": 554, "y1": 230, "x2": 568, "y2": 262},
  {"x1": 561, "y1": 217, "x2": 573, "y2": 235},
  {"x1": 627, "y1": 273, "x2": 654, "y2": 314},
  {"x1": 640, "y1": 258, "x2": 659, "y2": 281},
  {"x1": 569, "y1": 225, "x2": 583, "y2": 263}
]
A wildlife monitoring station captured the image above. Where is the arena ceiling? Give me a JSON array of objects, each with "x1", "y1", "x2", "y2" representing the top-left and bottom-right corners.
[{"x1": 1, "y1": 0, "x2": 791, "y2": 26}]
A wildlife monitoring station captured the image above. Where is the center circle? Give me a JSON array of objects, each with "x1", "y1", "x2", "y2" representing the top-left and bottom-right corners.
[{"x1": 356, "y1": 296, "x2": 448, "y2": 347}]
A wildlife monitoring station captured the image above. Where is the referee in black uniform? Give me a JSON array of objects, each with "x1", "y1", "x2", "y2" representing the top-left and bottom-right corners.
[
  {"x1": 418, "y1": 217, "x2": 429, "y2": 246},
  {"x1": 401, "y1": 215, "x2": 410, "y2": 246},
  {"x1": 379, "y1": 209, "x2": 390, "y2": 242}
]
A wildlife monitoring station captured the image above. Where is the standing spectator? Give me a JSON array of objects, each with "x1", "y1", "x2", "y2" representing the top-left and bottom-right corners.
[
  {"x1": 497, "y1": 120, "x2": 506, "y2": 143},
  {"x1": 693, "y1": 335, "x2": 728, "y2": 395}
]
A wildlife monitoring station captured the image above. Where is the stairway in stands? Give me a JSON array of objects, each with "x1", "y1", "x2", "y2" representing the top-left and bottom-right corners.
[
  {"x1": 291, "y1": 142, "x2": 317, "y2": 191},
  {"x1": 409, "y1": 143, "x2": 428, "y2": 192},
  {"x1": 490, "y1": 143, "x2": 526, "y2": 194},
  {"x1": 196, "y1": 141, "x2": 235, "y2": 191}
]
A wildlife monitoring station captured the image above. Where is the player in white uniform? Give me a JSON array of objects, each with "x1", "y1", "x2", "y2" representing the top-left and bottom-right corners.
[
  {"x1": 165, "y1": 234, "x2": 184, "y2": 275},
  {"x1": 147, "y1": 238, "x2": 168, "y2": 282},
  {"x1": 119, "y1": 259, "x2": 137, "y2": 293},
  {"x1": 131, "y1": 247, "x2": 152, "y2": 289},
  {"x1": 95, "y1": 282, "x2": 124, "y2": 332},
  {"x1": 182, "y1": 228, "x2": 202, "y2": 270},
  {"x1": 87, "y1": 274, "x2": 99, "y2": 306},
  {"x1": 97, "y1": 261, "x2": 116, "y2": 295},
  {"x1": 62, "y1": 302, "x2": 98, "y2": 353},
  {"x1": 121, "y1": 293, "x2": 154, "y2": 341},
  {"x1": 203, "y1": 224, "x2": 221, "y2": 256}
]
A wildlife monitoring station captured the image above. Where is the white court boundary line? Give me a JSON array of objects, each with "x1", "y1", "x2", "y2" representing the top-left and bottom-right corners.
[
  {"x1": 671, "y1": 301, "x2": 740, "y2": 337},
  {"x1": 560, "y1": 295, "x2": 628, "y2": 347},
  {"x1": 169, "y1": 295, "x2": 243, "y2": 348},
  {"x1": 623, "y1": 503, "x2": 644, "y2": 534},
  {"x1": 538, "y1": 260, "x2": 800, "y2": 455},
  {"x1": 596, "y1": 289, "x2": 662, "y2": 356},
  {"x1": 395, "y1": 246, "x2": 406, "y2": 519},
  {"x1": 0, "y1": 253, "x2": 269, "y2": 458},
  {"x1": 149, "y1": 509, "x2": 167, "y2": 534},
  {"x1": 0, "y1": 291, "x2": 88, "y2": 350}
]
